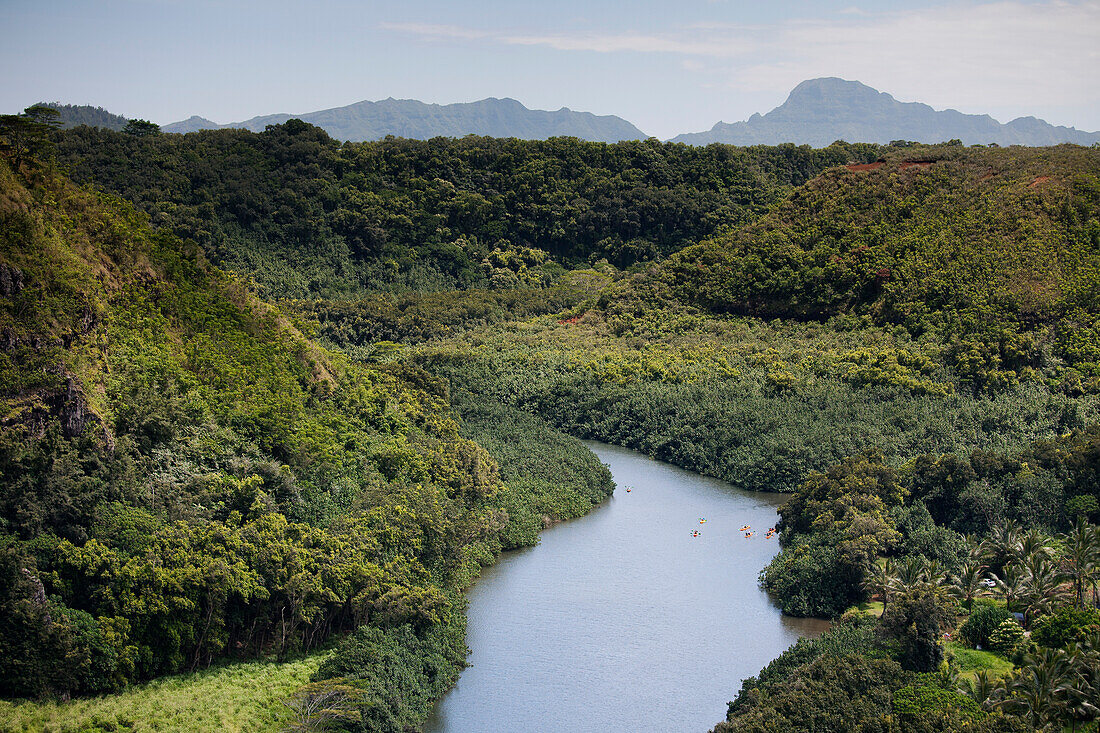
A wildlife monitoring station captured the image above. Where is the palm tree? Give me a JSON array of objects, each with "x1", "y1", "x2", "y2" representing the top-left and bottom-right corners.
[
  {"x1": 998, "y1": 648, "x2": 1074, "y2": 731},
  {"x1": 1021, "y1": 555, "x2": 1070, "y2": 625},
  {"x1": 965, "y1": 534, "x2": 987, "y2": 562},
  {"x1": 860, "y1": 558, "x2": 895, "y2": 611},
  {"x1": 892, "y1": 556, "x2": 930, "y2": 593},
  {"x1": 1060, "y1": 519, "x2": 1100, "y2": 609},
  {"x1": 1060, "y1": 642, "x2": 1100, "y2": 732},
  {"x1": 981, "y1": 520, "x2": 1022, "y2": 570},
  {"x1": 959, "y1": 669, "x2": 1004, "y2": 712},
  {"x1": 1018, "y1": 527, "x2": 1055, "y2": 564},
  {"x1": 948, "y1": 559, "x2": 988, "y2": 610},
  {"x1": 989, "y1": 563, "x2": 1028, "y2": 613}
]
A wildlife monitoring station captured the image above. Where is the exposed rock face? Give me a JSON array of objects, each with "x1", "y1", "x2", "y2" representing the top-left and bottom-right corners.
[
  {"x1": 58, "y1": 376, "x2": 89, "y2": 438},
  {"x1": 21, "y1": 568, "x2": 50, "y2": 618},
  {"x1": 0, "y1": 262, "x2": 24, "y2": 298}
]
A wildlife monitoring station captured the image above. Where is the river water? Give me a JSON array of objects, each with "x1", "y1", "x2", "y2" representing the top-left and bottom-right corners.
[{"x1": 426, "y1": 442, "x2": 829, "y2": 733}]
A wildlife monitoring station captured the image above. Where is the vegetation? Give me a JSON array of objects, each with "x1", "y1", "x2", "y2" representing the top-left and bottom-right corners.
[
  {"x1": 0, "y1": 138, "x2": 608, "y2": 729},
  {"x1": 6, "y1": 107, "x2": 1100, "y2": 731},
  {"x1": 0, "y1": 653, "x2": 324, "y2": 733},
  {"x1": 50, "y1": 122, "x2": 881, "y2": 297},
  {"x1": 34, "y1": 103, "x2": 129, "y2": 132},
  {"x1": 721, "y1": 518, "x2": 1100, "y2": 732}
]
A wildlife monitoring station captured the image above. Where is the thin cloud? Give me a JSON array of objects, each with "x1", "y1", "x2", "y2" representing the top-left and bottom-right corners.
[
  {"x1": 383, "y1": 1, "x2": 1100, "y2": 117},
  {"x1": 379, "y1": 22, "x2": 490, "y2": 41},
  {"x1": 499, "y1": 31, "x2": 757, "y2": 57}
]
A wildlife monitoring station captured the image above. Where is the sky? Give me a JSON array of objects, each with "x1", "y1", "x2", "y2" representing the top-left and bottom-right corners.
[{"x1": 2, "y1": 0, "x2": 1098, "y2": 140}]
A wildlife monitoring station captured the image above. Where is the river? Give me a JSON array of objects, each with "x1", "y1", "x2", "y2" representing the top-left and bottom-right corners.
[{"x1": 426, "y1": 441, "x2": 829, "y2": 732}]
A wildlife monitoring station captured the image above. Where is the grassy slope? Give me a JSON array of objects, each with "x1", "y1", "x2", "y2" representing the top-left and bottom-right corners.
[
  {"x1": 947, "y1": 642, "x2": 1015, "y2": 683},
  {"x1": 0, "y1": 653, "x2": 325, "y2": 733}
]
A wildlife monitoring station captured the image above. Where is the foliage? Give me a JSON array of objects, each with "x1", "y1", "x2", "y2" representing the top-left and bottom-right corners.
[
  {"x1": 759, "y1": 453, "x2": 904, "y2": 616},
  {"x1": 37, "y1": 103, "x2": 128, "y2": 132},
  {"x1": 892, "y1": 683, "x2": 983, "y2": 726},
  {"x1": 959, "y1": 606, "x2": 1014, "y2": 649},
  {"x1": 879, "y1": 587, "x2": 954, "y2": 671},
  {"x1": 0, "y1": 153, "x2": 596, "y2": 713},
  {"x1": 716, "y1": 652, "x2": 1028, "y2": 733},
  {"x1": 0, "y1": 652, "x2": 324, "y2": 732},
  {"x1": 449, "y1": 390, "x2": 614, "y2": 548},
  {"x1": 726, "y1": 616, "x2": 879, "y2": 715},
  {"x1": 0, "y1": 107, "x2": 58, "y2": 169},
  {"x1": 415, "y1": 306, "x2": 1096, "y2": 498},
  {"x1": 309, "y1": 621, "x2": 467, "y2": 733},
  {"x1": 121, "y1": 120, "x2": 159, "y2": 137},
  {"x1": 1029, "y1": 606, "x2": 1100, "y2": 650},
  {"x1": 6, "y1": 112, "x2": 1100, "y2": 731},
  {"x1": 51, "y1": 123, "x2": 882, "y2": 297},
  {"x1": 988, "y1": 619, "x2": 1025, "y2": 656},
  {"x1": 664, "y1": 145, "x2": 1100, "y2": 388}
]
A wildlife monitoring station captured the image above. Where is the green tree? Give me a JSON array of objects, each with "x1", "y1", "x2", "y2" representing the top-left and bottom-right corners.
[
  {"x1": 123, "y1": 119, "x2": 160, "y2": 136},
  {"x1": 1059, "y1": 519, "x2": 1100, "y2": 609},
  {"x1": 879, "y1": 586, "x2": 953, "y2": 671}
]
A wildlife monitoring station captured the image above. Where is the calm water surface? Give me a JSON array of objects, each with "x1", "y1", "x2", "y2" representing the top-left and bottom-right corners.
[{"x1": 426, "y1": 442, "x2": 829, "y2": 733}]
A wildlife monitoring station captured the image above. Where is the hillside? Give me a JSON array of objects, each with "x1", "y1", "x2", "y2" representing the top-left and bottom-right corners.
[
  {"x1": 0, "y1": 151, "x2": 612, "y2": 722},
  {"x1": 36, "y1": 103, "x2": 129, "y2": 131},
  {"x1": 665, "y1": 144, "x2": 1100, "y2": 360},
  {"x1": 671, "y1": 78, "x2": 1100, "y2": 147},
  {"x1": 51, "y1": 122, "x2": 880, "y2": 297},
  {"x1": 4, "y1": 112, "x2": 1100, "y2": 732},
  {"x1": 162, "y1": 96, "x2": 648, "y2": 142}
]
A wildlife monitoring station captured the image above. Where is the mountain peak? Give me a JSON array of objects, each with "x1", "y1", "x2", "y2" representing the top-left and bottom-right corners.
[
  {"x1": 671, "y1": 78, "x2": 1100, "y2": 147},
  {"x1": 785, "y1": 77, "x2": 887, "y2": 106}
]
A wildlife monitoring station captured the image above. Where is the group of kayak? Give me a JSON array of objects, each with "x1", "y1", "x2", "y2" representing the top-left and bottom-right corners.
[
  {"x1": 688, "y1": 522, "x2": 778, "y2": 539},
  {"x1": 620, "y1": 485, "x2": 779, "y2": 540}
]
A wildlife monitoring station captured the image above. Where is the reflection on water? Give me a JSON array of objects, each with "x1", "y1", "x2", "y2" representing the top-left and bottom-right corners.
[{"x1": 426, "y1": 442, "x2": 829, "y2": 733}]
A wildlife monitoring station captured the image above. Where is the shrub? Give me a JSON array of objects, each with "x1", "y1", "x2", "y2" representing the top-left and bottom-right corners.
[
  {"x1": 958, "y1": 605, "x2": 1012, "y2": 649},
  {"x1": 987, "y1": 618, "x2": 1024, "y2": 656},
  {"x1": 892, "y1": 682, "x2": 982, "y2": 724},
  {"x1": 1030, "y1": 606, "x2": 1100, "y2": 649}
]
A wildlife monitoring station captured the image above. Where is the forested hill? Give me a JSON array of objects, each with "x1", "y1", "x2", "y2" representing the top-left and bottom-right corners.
[
  {"x1": 50, "y1": 122, "x2": 880, "y2": 298},
  {"x1": 38, "y1": 103, "x2": 129, "y2": 131},
  {"x1": 665, "y1": 144, "x2": 1100, "y2": 344},
  {"x1": 162, "y1": 97, "x2": 648, "y2": 143},
  {"x1": 671, "y1": 78, "x2": 1100, "y2": 147},
  {"x1": 0, "y1": 154, "x2": 613, "y2": 714}
]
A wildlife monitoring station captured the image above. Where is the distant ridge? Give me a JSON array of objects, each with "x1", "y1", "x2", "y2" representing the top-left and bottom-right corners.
[
  {"x1": 163, "y1": 97, "x2": 648, "y2": 143},
  {"x1": 38, "y1": 102, "x2": 129, "y2": 131},
  {"x1": 670, "y1": 78, "x2": 1100, "y2": 147}
]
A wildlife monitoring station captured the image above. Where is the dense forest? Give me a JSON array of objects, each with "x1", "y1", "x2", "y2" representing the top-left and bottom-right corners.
[
  {"x1": 0, "y1": 142, "x2": 611, "y2": 730},
  {"x1": 51, "y1": 122, "x2": 880, "y2": 296},
  {"x1": 2, "y1": 108, "x2": 1099, "y2": 732}
]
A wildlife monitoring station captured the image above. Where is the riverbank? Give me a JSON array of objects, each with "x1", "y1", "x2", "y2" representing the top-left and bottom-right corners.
[{"x1": 427, "y1": 442, "x2": 829, "y2": 733}]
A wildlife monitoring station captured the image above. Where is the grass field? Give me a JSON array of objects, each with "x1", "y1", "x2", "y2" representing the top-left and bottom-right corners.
[
  {"x1": 852, "y1": 600, "x2": 885, "y2": 617},
  {"x1": 946, "y1": 641, "x2": 1015, "y2": 682},
  {"x1": 0, "y1": 653, "x2": 328, "y2": 733}
]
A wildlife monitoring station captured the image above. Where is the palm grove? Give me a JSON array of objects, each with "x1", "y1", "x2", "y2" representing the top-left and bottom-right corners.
[{"x1": 1, "y1": 106, "x2": 1099, "y2": 732}]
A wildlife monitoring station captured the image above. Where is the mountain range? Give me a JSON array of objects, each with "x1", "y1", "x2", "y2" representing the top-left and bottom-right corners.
[
  {"x1": 161, "y1": 97, "x2": 646, "y2": 143},
  {"x1": 670, "y1": 78, "x2": 1100, "y2": 147},
  {"x1": 41, "y1": 79, "x2": 1100, "y2": 147}
]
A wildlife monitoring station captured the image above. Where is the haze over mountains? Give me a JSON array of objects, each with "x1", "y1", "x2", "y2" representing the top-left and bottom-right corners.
[
  {"x1": 162, "y1": 97, "x2": 647, "y2": 143},
  {"x1": 44, "y1": 78, "x2": 1100, "y2": 147},
  {"x1": 671, "y1": 78, "x2": 1100, "y2": 147}
]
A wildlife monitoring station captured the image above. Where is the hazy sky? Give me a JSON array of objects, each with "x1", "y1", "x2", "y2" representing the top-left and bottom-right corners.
[{"x1": 3, "y1": 0, "x2": 1098, "y2": 139}]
